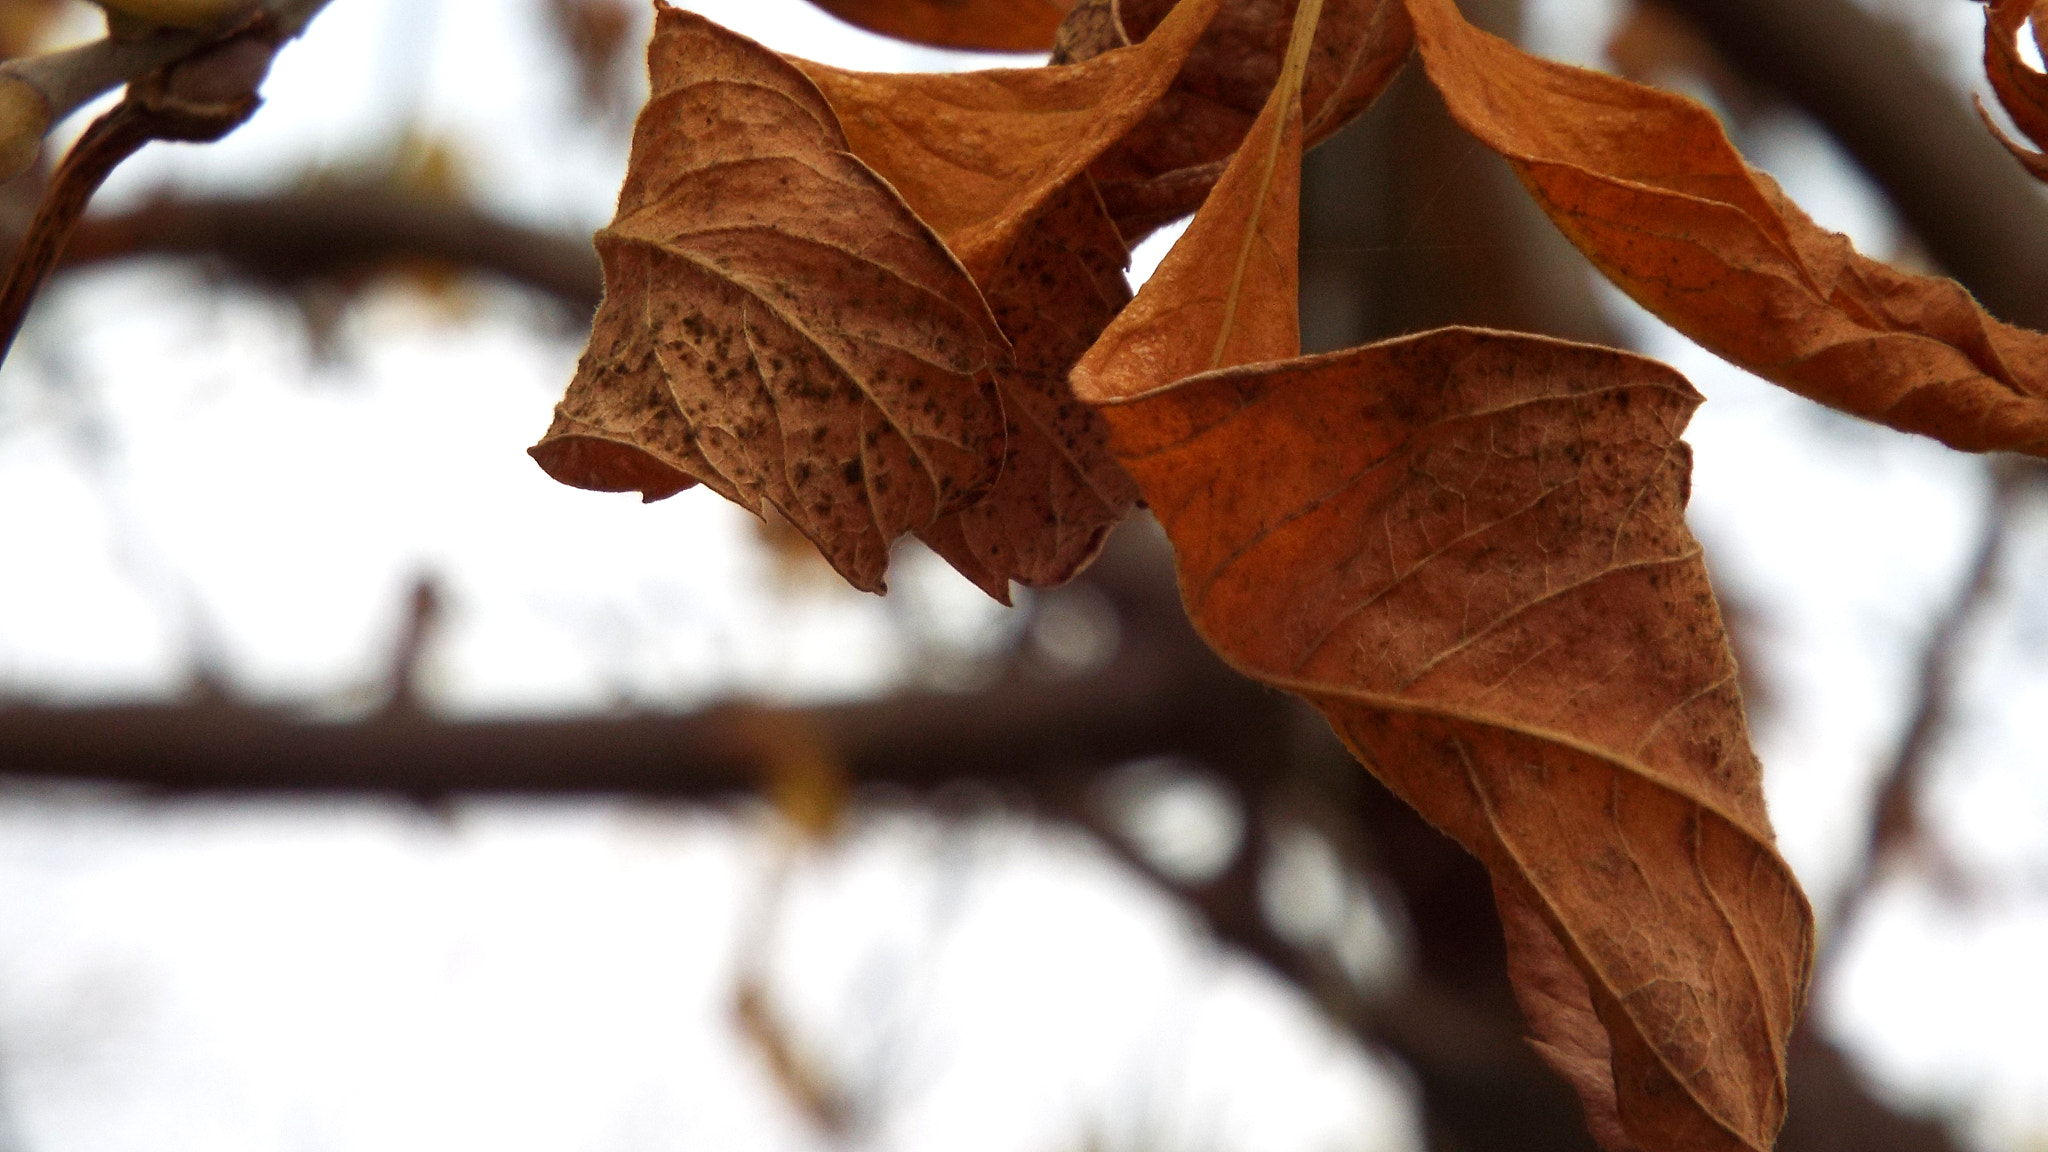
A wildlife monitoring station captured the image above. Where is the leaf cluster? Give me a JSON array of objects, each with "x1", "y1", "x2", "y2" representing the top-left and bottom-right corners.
[{"x1": 530, "y1": 2, "x2": 2048, "y2": 1148}]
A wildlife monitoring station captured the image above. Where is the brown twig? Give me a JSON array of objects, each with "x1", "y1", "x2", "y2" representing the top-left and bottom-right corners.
[
  {"x1": 1822, "y1": 457, "x2": 2047, "y2": 970},
  {"x1": 56, "y1": 186, "x2": 604, "y2": 314},
  {"x1": 0, "y1": 100, "x2": 157, "y2": 356},
  {"x1": 0, "y1": 19, "x2": 282, "y2": 361}
]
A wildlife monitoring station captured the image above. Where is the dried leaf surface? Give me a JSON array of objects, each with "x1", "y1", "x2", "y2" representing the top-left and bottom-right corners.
[
  {"x1": 1055, "y1": 0, "x2": 1411, "y2": 238},
  {"x1": 794, "y1": 0, "x2": 1222, "y2": 282},
  {"x1": 1071, "y1": 0, "x2": 1313, "y2": 395},
  {"x1": 1409, "y1": 0, "x2": 2048, "y2": 455},
  {"x1": 790, "y1": 5, "x2": 1222, "y2": 594},
  {"x1": 1980, "y1": 0, "x2": 2048, "y2": 180},
  {"x1": 803, "y1": 0, "x2": 1074, "y2": 52},
  {"x1": 531, "y1": 6, "x2": 1009, "y2": 593},
  {"x1": 1497, "y1": 878, "x2": 1644, "y2": 1152},
  {"x1": 919, "y1": 179, "x2": 1142, "y2": 600},
  {"x1": 1087, "y1": 330, "x2": 1812, "y2": 1152}
]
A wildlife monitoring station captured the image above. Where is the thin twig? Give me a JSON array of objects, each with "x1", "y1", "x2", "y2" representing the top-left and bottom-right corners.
[
  {"x1": 0, "y1": 101, "x2": 155, "y2": 354},
  {"x1": 1822, "y1": 457, "x2": 2047, "y2": 969},
  {"x1": 0, "y1": 0, "x2": 336, "y2": 142},
  {"x1": 53, "y1": 186, "x2": 604, "y2": 313},
  {"x1": 0, "y1": 18, "x2": 281, "y2": 359}
]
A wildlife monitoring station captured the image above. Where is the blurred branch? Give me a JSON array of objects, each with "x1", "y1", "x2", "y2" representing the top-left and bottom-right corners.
[
  {"x1": 0, "y1": 533, "x2": 1190, "y2": 797},
  {"x1": 57, "y1": 186, "x2": 604, "y2": 314},
  {"x1": 1059, "y1": 774, "x2": 1602, "y2": 1152},
  {"x1": 1824, "y1": 458, "x2": 2048, "y2": 963},
  {"x1": 1656, "y1": 0, "x2": 2048, "y2": 331},
  {"x1": 0, "y1": 517, "x2": 1978, "y2": 1152}
]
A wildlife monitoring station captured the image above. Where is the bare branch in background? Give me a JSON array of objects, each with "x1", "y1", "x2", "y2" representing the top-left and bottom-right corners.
[
  {"x1": 0, "y1": 517, "x2": 1975, "y2": 1152},
  {"x1": 1824, "y1": 458, "x2": 2048, "y2": 965},
  {"x1": 59, "y1": 186, "x2": 604, "y2": 313}
]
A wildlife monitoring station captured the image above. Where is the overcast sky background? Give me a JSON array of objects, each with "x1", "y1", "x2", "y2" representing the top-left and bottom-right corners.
[{"x1": 0, "y1": 0, "x2": 2045, "y2": 1150}]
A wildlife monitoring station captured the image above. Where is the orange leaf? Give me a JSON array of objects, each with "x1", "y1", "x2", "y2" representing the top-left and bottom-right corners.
[
  {"x1": 918, "y1": 178, "x2": 1142, "y2": 600},
  {"x1": 1409, "y1": 0, "x2": 2048, "y2": 456},
  {"x1": 1072, "y1": 0, "x2": 1318, "y2": 396},
  {"x1": 794, "y1": 0, "x2": 1222, "y2": 283},
  {"x1": 1056, "y1": 0, "x2": 1411, "y2": 239},
  {"x1": 1085, "y1": 329, "x2": 1812, "y2": 1152},
  {"x1": 1980, "y1": 0, "x2": 2048, "y2": 180},
  {"x1": 530, "y1": 5, "x2": 1009, "y2": 594},
  {"x1": 1497, "y1": 878, "x2": 1644, "y2": 1152},
  {"x1": 787, "y1": 0, "x2": 1221, "y2": 595},
  {"x1": 803, "y1": 0, "x2": 1074, "y2": 52}
]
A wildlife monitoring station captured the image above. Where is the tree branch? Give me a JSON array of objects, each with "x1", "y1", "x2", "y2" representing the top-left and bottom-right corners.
[
  {"x1": 0, "y1": 0, "x2": 336, "y2": 178},
  {"x1": 1823, "y1": 458, "x2": 2047, "y2": 966},
  {"x1": 59, "y1": 186, "x2": 604, "y2": 314}
]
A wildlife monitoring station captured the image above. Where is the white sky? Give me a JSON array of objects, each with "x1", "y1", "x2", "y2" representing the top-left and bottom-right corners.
[{"x1": 1, "y1": 0, "x2": 2046, "y2": 1149}]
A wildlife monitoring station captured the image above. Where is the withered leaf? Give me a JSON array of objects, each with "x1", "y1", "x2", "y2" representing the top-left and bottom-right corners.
[
  {"x1": 803, "y1": 0, "x2": 1074, "y2": 52},
  {"x1": 531, "y1": 5, "x2": 1010, "y2": 594},
  {"x1": 787, "y1": 0, "x2": 1221, "y2": 595},
  {"x1": 1083, "y1": 329, "x2": 1812, "y2": 1152},
  {"x1": 918, "y1": 178, "x2": 1142, "y2": 601},
  {"x1": 1980, "y1": 0, "x2": 2048, "y2": 180},
  {"x1": 1497, "y1": 878, "x2": 1644, "y2": 1152},
  {"x1": 794, "y1": 0, "x2": 1222, "y2": 283},
  {"x1": 1409, "y1": 0, "x2": 2048, "y2": 456},
  {"x1": 1054, "y1": 0, "x2": 1411, "y2": 239},
  {"x1": 1072, "y1": 0, "x2": 1314, "y2": 394}
]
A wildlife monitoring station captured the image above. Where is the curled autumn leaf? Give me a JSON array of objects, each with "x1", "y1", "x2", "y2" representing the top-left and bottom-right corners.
[
  {"x1": 795, "y1": 0, "x2": 1220, "y2": 283},
  {"x1": 1408, "y1": 0, "x2": 2048, "y2": 456},
  {"x1": 1497, "y1": 877, "x2": 1643, "y2": 1152},
  {"x1": 1979, "y1": 0, "x2": 2048, "y2": 180},
  {"x1": 917, "y1": 178, "x2": 1142, "y2": 600},
  {"x1": 1054, "y1": 0, "x2": 1411, "y2": 239},
  {"x1": 803, "y1": 0, "x2": 1075, "y2": 52},
  {"x1": 1085, "y1": 331, "x2": 1812, "y2": 1152},
  {"x1": 1075, "y1": 6, "x2": 1811, "y2": 1148},
  {"x1": 791, "y1": 0, "x2": 1220, "y2": 595},
  {"x1": 1072, "y1": 0, "x2": 1312, "y2": 396},
  {"x1": 530, "y1": 5, "x2": 1009, "y2": 593}
]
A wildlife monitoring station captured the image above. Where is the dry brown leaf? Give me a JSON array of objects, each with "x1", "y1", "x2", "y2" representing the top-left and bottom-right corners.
[
  {"x1": 1980, "y1": 0, "x2": 2048, "y2": 180},
  {"x1": 1497, "y1": 878, "x2": 1644, "y2": 1152},
  {"x1": 530, "y1": 5, "x2": 1010, "y2": 594},
  {"x1": 794, "y1": 0, "x2": 1222, "y2": 283},
  {"x1": 788, "y1": 1, "x2": 1220, "y2": 595},
  {"x1": 1409, "y1": 0, "x2": 2048, "y2": 456},
  {"x1": 918, "y1": 178, "x2": 1141, "y2": 601},
  {"x1": 1081, "y1": 329, "x2": 1812, "y2": 1152},
  {"x1": 804, "y1": 0, "x2": 1075, "y2": 52},
  {"x1": 1054, "y1": 0, "x2": 1411, "y2": 239},
  {"x1": 1071, "y1": 0, "x2": 1314, "y2": 394}
]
